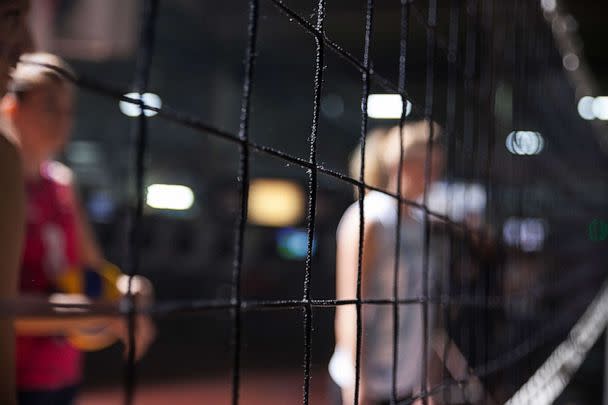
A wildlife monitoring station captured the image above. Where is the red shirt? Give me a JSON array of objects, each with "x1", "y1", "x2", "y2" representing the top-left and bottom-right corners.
[{"x1": 17, "y1": 161, "x2": 82, "y2": 390}]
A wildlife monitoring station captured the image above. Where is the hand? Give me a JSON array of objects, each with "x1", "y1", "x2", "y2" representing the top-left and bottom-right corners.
[
  {"x1": 112, "y1": 274, "x2": 156, "y2": 361},
  {"x1": 116, "y1": 275, "x2": 154, "y2": 305},
  {"x1": 108, "y1": 314, "x2": 156, "y2": 362}
]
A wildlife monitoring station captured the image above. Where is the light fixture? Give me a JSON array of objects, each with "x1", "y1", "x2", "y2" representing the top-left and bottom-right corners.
[
  {"x1": 146, "y1": 184, "x2": 194, "y2": 210},
  {"x1": 248, "y1": 179, "x2": 304, "y2": 227},
  {"x1": 119, "y1": 92, "x2": 162, "y2": 117},
  {"x1": 426, "y1": 182, "x2": 486, "y2": 222},
  {"x1": 577, "y1": 96, "x2": 595, "y2": 120},
  {"x1": 503, "y1": 217, "x2": 546, "y2": 252},
  {"x1": 87, "y1": 192, "x2": 115, "y2": 223},
  {"x1": 588, "y1": 219, "x2": 608, "y2": 242},
  {"x1": 367, "y1": 94, "x2": 412, "y2": 119},
  {"x1": 592, "y1": 96, "x2": 608, "y2": 120},
  {"x1": 276, "y1": 228, "x2": 317, "y2": 260},
  {"x1": 506, "y1": 131, "x2": 544, "y2": 156},
  {"x1": 562, "y1": 53, "x2": 580, "y2": 71},
  {"x1": 540, "y1": 0, "x2": 556, "y2": 13},
  {"x1": 576, "y1": 96, "x2": 608, "y2": 121}
]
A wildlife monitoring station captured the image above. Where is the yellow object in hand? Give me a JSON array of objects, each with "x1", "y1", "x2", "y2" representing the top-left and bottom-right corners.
[{"x1": 55, "y1": 262, "x2": 123, "y2": 351}]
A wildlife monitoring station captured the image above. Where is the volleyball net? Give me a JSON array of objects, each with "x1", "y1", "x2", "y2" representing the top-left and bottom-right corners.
[{"x1": 11, "y1": 0, "x2": 608, "y2": 404}]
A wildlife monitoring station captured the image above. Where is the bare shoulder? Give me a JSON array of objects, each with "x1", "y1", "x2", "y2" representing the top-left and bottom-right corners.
[{"x1": 337, "y1": 199, "x2": 381, "y2": 241}]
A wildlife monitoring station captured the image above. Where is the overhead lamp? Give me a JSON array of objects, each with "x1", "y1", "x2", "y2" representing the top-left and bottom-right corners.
[
  {"x1": 506, "y1": 131, "x2": 544, "y2": 156},
  {"x1": 367, "y1": 94, "x2": 412, "y2": 119},
  {"x1": 248, "y1": 179, "x2": 304, "y2": 227},
  {"x1": 577, "y1": 96, "x2": 595, "y2": 120},
  {"x1": 119, "y1": 92, "x2": 162, "y2": 117},
  {"x1": 146, "y1": 184, "x2": 194, "y2": 211},
  {"x1": 503, "y1": 217, "x2": 546, "y2": 252}
]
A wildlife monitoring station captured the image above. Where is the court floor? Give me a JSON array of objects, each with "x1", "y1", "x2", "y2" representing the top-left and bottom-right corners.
[{"x1": 80, "y1": 372, "x2": 329, "y2": 404}]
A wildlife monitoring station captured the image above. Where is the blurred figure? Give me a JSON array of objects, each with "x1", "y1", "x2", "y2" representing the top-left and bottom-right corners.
[
  {"x1": 0, "y1": 1, "x2": 32, "y2": 403},
  {"x1": 331, "y1": 121, "x2": 443, "y2": 405},
  {"x1": 1, "y1": 52, "x2": 155, "y2": 405}
]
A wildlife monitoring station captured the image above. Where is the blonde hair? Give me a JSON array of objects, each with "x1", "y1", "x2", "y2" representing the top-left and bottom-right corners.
[
  {"x1": 349, "y1": 127, "x2": 390, "y2": 191},
  {"x1": 382, "y1": 120, "x2": 442, "y2": 172},
  {"x1": 348, "y1": 120, "x2": 443, "y2": 196},
  {"x1": 8, "y1": 52, "x2": 75, "y2": 98}
]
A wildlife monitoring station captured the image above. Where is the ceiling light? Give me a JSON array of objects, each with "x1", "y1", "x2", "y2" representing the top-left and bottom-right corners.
[
  {"x1": 367, "y1": 94, "x2": 412, "y2": 119},
  {"x1": 119, "y1": 92, "x2": 162, "y2": 117},
  {"x1": 146, "y1": 184, "x2": 194, "y2": 210}
]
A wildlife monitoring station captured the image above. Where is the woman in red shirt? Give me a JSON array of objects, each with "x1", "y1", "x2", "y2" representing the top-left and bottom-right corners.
[{"x1": 1, "y1": 52, "x2": 155, "y2": 405}]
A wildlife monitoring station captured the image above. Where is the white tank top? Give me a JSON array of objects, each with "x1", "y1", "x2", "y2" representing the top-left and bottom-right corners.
[{"x1": 334, "y1": 191, "x2": 442, "y2": 400}]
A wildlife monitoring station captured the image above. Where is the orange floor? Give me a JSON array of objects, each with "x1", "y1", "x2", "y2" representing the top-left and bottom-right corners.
[{"x1": 79, "y1": 373, "x2": 330, "y2": 405}]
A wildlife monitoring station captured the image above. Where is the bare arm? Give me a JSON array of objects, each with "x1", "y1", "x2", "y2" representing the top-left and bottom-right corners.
[
  {"x1": 15, "y1": 317, "x2": 111, "y2": 335},
  {"x1": 334, "y1": 207, "x2": 378, "y2": 404},
  {"x1": 0, "y1": 132, "x2": 24, "y2": 405},
  {"x1": 14, "y1": 293, "x2": 114, "y2": 336}
]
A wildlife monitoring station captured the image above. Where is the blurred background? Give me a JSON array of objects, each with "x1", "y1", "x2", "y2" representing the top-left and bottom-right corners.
[{"x1": 26, "y1": 0, "x2": 608, "y2": 403}]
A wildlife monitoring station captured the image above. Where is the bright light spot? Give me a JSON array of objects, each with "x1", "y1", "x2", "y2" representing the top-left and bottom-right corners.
[
  {"x1": 506, "y1": 131, "x2": 544, "y2": 155},
  {"x1": 592, "y1": 97, "x2": 608, "y2": 120},
  {"x1": 146, "y1": 184, "x2": 194, "y2": 210},
  {"x1": 276, "y1": 228, "x2": 317, "y2": 260},
  {"x1": 577, "y1": 96, "x2": 595, "y2": 120},
  {"x1": 367, "y1": 94, "x2": 412, "y2": 119},
  {"x1": 248, "y1": 179, "x2": 304, "y2": 227},
  {"x1": 562, "y1": 53, "x2": 580, "y2": 71},
  {"x1": 589, "y1": 219, "x2": 608, "y2": 241},
  {"x1": 503, "y1": 217, "x2": 546, "y2": 252},
  {"x1": 119, "y1": 92, "x2": 162, "y2": 117},
  {"x1": 426, "y1": 182, "x2": 486, "y2": 222},
  {"x1": 541, "y1": 0, "x2": 556, "y2": 12},
  {"x1": 321, "y1": 94, "x2": 344, "y2": 118},
  {"x1": 87, "y1": 192, "x2": 115, "y2": 223}
]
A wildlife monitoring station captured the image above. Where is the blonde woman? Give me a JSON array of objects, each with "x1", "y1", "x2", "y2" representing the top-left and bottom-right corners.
[{"x1": 331, "y1": 121, "x2": 443, "y2": 405}]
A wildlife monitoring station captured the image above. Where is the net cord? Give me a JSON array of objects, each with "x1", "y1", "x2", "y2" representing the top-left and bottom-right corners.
[
  {"x1": 420, "y1": 1, "x2": 438, "y2": 403},
  {"x1": 505, "y1": 281, "x2": 608, "y2": 405},
  {"x1": 230, "y1": 1, "x2": 259, "y2": 404},
  {"x1": 301, "y1": 1, "x2": 326, "y2": 403},
  {"x1": 392, "y1": 0, "x2": 410, "y2": 402},
  {"x1": 481, "y1": 0, "x2": 497, "y2": 402},
  {"x1": 123, "y1": 0, "x2": 159, "y2": 403},
  {"x1": 442, "y1": 0, "x2": 461, "y2": 402},
  {"x1": 353, "y1": 0, "x2": 374, "y2": 403}
]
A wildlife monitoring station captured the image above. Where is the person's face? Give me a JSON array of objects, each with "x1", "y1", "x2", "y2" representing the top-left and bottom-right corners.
[
  {"x1": 0, "y1": 0, "x2": 31, "y2": 95},
  {"x1": 13, "y1": 81, "x2": 74, "y2": 163}
]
